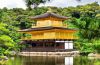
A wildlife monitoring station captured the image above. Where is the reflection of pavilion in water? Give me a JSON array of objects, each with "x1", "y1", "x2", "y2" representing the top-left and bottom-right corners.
[
  {"x1": 22, "y1": 56, "x2": 73, "y2": 65},
  {"x1": 65, "y1": 57, "x2": 73, "y2": 65}
]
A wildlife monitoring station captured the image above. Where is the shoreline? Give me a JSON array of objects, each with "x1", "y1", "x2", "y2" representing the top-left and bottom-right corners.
[{"x1": 18, "y1": 51, "x2": 79, "y2": 56}]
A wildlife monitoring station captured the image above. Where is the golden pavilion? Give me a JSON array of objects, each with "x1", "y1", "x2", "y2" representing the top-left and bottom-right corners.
[{"x1": 19, "y1": 11, "x2": 77, "y2": 52}]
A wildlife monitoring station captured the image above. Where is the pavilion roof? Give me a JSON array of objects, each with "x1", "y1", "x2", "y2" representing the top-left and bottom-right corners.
[
  {"x1": 30, "y1": 12, "x2": 69, "y2": 20},
  {"x1": 18, "y1": 27, "x2": 77, "y2": 32}
]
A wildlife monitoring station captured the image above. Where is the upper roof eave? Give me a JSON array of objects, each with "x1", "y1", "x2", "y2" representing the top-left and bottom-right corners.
[{"x1": 18, "y1": 26, "x2": 77, "y2": 32}]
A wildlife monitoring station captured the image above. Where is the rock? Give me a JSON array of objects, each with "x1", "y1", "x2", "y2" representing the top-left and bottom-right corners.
[
  {"x1": 10, "y1": 51, "x2": 16, "y2": 55},
  {"x1": 11, "y1": 57, "x2": 14, "y2": 60},
  {"x1": 0, "y1": 56, "x2": 8, "y2": 60},
  {"x1": 88, "y1": 53, "x2": 96, "y2": 57}
]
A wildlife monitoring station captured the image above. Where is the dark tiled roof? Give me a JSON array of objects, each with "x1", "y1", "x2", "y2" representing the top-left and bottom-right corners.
[
  {"x1": 30, "y1": 12, "x2": 69, "y2": 20},
  {"x1": 18, "y1": 26, "x2": 77, "y2": 32}
]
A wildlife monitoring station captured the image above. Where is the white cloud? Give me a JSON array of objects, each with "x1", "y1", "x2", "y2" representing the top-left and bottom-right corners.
[
  {"x1": 39, "y1": 0, "x2": 78, "y2": 7},
  {"x1": 0, "y1": 0, "x2": 26, "y2": 9},
  {"x1": 40, "y1": 0, "x2": 100, "y2": 7},
  {"x1": 0, "y1": 0, "x2": 100, "y2": 9}
]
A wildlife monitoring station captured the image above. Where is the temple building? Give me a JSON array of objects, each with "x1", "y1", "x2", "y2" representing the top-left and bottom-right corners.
[{"x1": 19, "y1": 11, "x2": 77, "y2": 52}]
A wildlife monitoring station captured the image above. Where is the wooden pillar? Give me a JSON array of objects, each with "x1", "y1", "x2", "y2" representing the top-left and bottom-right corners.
[
  {"x1": 54, "y1": 42, "x2": 56, "y2": 51},
  {"x1": 43, "y1": 42, "x2": 45, "y2": 48}
]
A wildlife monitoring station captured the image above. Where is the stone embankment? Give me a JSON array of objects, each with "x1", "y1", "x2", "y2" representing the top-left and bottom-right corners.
[{"x1": 19, "y1": 51, "x2": 79, "y2": 56}]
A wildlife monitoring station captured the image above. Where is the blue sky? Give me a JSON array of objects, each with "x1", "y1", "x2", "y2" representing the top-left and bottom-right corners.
[{"x1": 0, "y1": 0, "x2": 100, "y2": 9}]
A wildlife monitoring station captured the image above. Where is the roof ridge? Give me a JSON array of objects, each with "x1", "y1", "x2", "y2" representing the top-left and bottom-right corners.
[{"x1": 30, "y1": 12, "x2": 69, "y2": 20}]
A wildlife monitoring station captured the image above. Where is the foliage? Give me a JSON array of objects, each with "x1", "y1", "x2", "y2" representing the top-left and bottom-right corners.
[
  {"x1": 68, "y1": 2, "x2": 100, "y2": 53},
  {"x1": 0, "y1": 35, "x2": 15, "y2": 48},
  {"x1": 93, "y1": 39, "x2": 100, "y2": 53}
]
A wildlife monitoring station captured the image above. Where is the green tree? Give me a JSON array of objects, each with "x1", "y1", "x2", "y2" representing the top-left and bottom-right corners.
[
  {"x1": 24, "y1": 0, "x2": 51, "y2": 10},
  {"x1": 0, "y1": 23, "x2": 16, "y2": 55},
  {"x1": 68, "y1": 2, "x2": 100, "y2": 53}
]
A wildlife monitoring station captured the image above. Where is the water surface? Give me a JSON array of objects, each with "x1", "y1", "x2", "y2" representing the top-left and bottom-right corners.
[{"x1": 7, "y1": 56, "x2": 100, "y2": 65}]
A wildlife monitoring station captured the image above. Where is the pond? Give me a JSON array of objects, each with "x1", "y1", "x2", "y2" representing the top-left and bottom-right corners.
[{"x1": 6, "y1": 56, "x2": 100, "y2": 65}]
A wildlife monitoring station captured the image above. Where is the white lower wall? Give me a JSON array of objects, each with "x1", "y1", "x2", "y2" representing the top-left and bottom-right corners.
[
  {"x1": 65, "y1": 42, "x2": 69, "y2": 49},
  {"x1": 69, "y1": 42, "x2": 73, "y2": 49},
  {"x1": 65, "y1": 41, "x2": 73, "y2": 49}
]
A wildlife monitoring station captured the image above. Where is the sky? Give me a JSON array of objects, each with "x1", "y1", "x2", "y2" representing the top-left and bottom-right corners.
[{"x1": 0, "y1": 0, "x2": 100, "y2": 9}]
